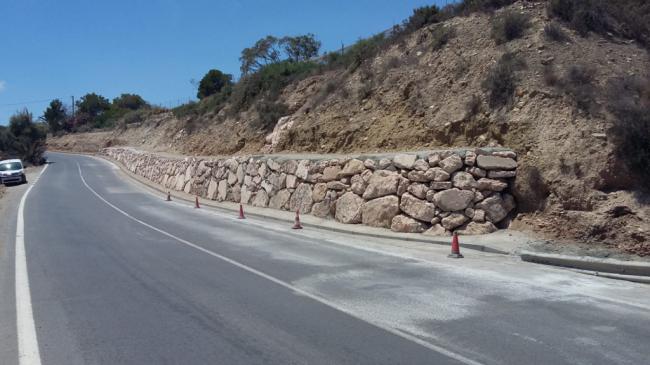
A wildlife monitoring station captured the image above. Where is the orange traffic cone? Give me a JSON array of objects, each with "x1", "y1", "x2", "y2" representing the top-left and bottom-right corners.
[
  {"x1": 448, "y1": 232, "x2": 464, "y2": 259},
  {"x1": 292, "y1": 209, "x2": 303, "y2": 229},
  {"x1": 238, "y1": 204, "x2": 246, "y2": 219}
]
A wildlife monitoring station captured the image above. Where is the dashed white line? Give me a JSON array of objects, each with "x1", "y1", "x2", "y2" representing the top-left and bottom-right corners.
[{"x1": 15, "y1": 164, "x2": 48, "y2": 365}]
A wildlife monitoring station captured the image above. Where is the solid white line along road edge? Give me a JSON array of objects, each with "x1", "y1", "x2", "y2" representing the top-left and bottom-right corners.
[
  {"x1": 76, "y1": 162, "x2": 485, "y2": 365},
  {"x1": 16, "y1": 164, "x2": 48, "y2": 365}
]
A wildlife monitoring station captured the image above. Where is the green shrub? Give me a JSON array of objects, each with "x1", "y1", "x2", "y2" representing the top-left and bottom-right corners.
[
  {"x1": 172, "y1": 101, "x2": 199, "y2": 118},
  {"x1": 229, "y1": 60, "x2": 317, "y2": 113},
  {"x1": 491, "y1": 10, "x2": 530, "y2": 44},
  {"x1": 482, "y1": 52, "x2": 525, "y2": 108},
  {"x1": 327, "y1": 34, "x2": 387, "y2": 71},
  {"x1": 606, "y1": 76, "x2": 650, "y2": 187},
  {"x1": 544, "y1": 21, "x2": 569, "y2": 42},
  {"x1": 123, "y1": 109, "x2": 149, "y2": 125},
  {"x1": 2, "y1": 109, "x2": 47, "y2": 165},
  {"x1": 431, "y1": 25, "x2": 456, "y2": 51}
]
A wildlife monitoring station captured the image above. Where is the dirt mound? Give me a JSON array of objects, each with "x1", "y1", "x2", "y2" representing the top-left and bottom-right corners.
[{"x1": 48, "y1": 1, "x2": 650, "y2": 255}]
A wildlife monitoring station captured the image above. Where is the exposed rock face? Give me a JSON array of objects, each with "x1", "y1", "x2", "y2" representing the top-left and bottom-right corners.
[
  {"x1": 391, "y1": 215, "x2": 427, "y2": 233},
  {"x1": 103, "y1": 147, "x2": 518, "y2": 237},
  {"x1": 400, "y1": 193, "x2": 436, "y2": 222},
  {"x1": 433, "y1": 189, "x2": 474, "y2": 212},
  {"x1": 335, "y1": 192, "x2": 364, "y2": 224},
  {"x1": 362, "y1": 196, "x2": 400, "y2": 228}
]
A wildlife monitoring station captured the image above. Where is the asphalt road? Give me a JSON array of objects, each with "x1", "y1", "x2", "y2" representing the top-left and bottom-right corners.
[{"x1": 1, "y1": 152, "x2": 649, "y2": 365}]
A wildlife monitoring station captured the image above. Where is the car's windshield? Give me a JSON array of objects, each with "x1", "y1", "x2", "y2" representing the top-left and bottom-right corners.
[{"x1": 0, "y1": 162, "x2": 22, "y2": 171}]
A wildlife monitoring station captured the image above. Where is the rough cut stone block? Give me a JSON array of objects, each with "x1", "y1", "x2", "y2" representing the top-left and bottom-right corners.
[
  {"x1": 362, "y1": 196, "x2": 400, "y2": 228},
  {"x1": 439, "y1": 154, "x2": 464, "y2": 174},
  {"x1": 476, "y1": 155, "x2": 517, "y2": 170},
  {"x1": 390, "y1": 215, "x2": 427, "y2": 233},
  {"x1": 400, "y1": 193, "x2": 436, "y2": 222},
  {"x1": 335, "y1": 192, "x2": 364, "y2": 224},
  {"x1": 362, "y1": 171, "x2": 400, "y2": 199},
  {"x1": 433, "y1": 188, "x2": 474, "y2": 212},
  {"x1": 393, "y1": 154, "x2": 417, "y2": 169}
]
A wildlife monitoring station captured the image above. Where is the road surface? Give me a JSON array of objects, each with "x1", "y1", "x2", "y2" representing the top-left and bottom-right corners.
[{"x1": 1, "y1": 152, "x2": 649, "y2": 364}]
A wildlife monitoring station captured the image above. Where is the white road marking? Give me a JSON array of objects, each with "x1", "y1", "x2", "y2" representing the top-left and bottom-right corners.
[
  {"x1": 76, "y1": 161, "x2": 485, "y2": 365},
  {"x1": 15, "y1": 164, "x2": 48, "y2": 365}
]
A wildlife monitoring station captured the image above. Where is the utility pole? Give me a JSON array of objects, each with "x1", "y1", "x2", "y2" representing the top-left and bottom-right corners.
[{"x1": 71, "y1": 96, "x2": 75, "y2": 118}]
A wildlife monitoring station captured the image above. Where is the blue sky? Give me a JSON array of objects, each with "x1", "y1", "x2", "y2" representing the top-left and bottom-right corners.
[{"x1": 0, "y1": 0, "x2": 450, "y2": 125}]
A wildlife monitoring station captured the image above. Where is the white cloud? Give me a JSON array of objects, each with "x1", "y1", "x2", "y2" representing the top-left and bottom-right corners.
[{"x1": 0, "y1": 80, "x2": 5, "y2": 93}]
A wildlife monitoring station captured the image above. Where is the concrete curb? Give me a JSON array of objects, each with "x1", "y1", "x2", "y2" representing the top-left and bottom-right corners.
[
  {"x1": 83, "y1": 152, "x2": 509, "y2": 255},
  {"x1": 521, "y1": 250, "x2": 650, "y2": 277},
  {"x1": 569, "y1": 269, "x2": 650, "y2": 284}
]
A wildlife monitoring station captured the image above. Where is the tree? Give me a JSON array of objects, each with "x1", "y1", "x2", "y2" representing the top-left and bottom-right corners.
[
  {"x1": 42, "y1": 99, "x2": 67, "y2": 133},
  {"x1": 112, "y1": 93, "x2": 149, "y2": 110},
  {"x1": 240, "y1": 36, "x2": 282, "y2": 75},
  {"x1": 6, "y1": 109, "x2": 46, "y2": 164},
  {"x1": 197, "y1": 69, "x2": 233, "y2": 99},
  {"x1": 76, "y1": 93, "x2": 110, "y2": 117},
  {"x1": 281, "y1": 34, "x2": 321, "y2": 62}
]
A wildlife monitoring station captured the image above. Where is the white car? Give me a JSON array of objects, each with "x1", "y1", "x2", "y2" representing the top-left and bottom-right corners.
[{"x1": 0, "y1": 159, "x2": 27, "y2": 185}]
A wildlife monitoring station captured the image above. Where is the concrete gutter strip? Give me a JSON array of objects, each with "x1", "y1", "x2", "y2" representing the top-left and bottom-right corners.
[{"x1": 520, "y1": 250, "x2": 650, "y2": 277}]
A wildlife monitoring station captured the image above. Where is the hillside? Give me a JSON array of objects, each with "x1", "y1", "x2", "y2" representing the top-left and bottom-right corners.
[{"x1": 49, "y1": 1, "x2": 650, "y2": 255}]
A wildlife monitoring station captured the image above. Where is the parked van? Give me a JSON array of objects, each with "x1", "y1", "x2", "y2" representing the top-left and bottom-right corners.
[{"x1": 0, "y1": 159, "x2": 27, "y2": 185}]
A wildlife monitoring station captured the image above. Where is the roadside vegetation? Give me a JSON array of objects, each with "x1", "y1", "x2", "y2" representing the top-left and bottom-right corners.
[{"x1": 0, "y1": 109, "x2": 47, "y2": 164}]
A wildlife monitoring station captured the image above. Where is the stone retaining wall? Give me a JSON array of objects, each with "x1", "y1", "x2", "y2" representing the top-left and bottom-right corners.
[{"x1": 102, "y1": 147, "x2": 518, "y2": 236}]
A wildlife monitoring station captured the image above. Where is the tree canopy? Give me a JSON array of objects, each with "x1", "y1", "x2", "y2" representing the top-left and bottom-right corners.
[
  {"x1": 197, "y1": 69, "x2": 233, "y2": 99},
  {"x1": 76, "y1": 93, "x2": 111, "y2": 117},
  {"x1": 42, "y1": 99, "x2": 67, "y2": 133},
  {"x1": 112, "y1": 93, "x2": 149, "y2": 110}
]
